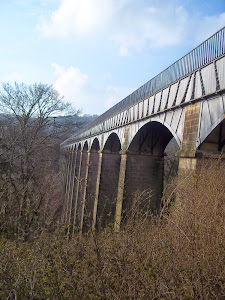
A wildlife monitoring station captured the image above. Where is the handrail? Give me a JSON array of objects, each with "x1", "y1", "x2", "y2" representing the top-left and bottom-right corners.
[{"x1": 62, "y1": 27, "x2": 225, "y2": 146}]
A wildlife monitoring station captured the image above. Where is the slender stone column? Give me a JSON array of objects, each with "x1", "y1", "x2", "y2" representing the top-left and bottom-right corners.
[
  {"x1": 114, "y1": 152, "x2": 127, "y2": 232},
  {"x1": 64, "y1": 149, "x2": 74, "y2": 224},
  {"x1": 178, "y1": 102, "x2": 201, "y2": 174},
  {"x1": 114, "y1": 126, "x2": 129, "y2": 231},
  {"x1": 92, "y1": 151, "x2": 103, "y2": 230},
  {"x1": 80, "y1": 151, "x2": 90, "y2": 233},
  {"x1": 72, "y1": 150, "x2": 83, "y2": 235},
  {"x1": 63, "y1": 150, "x2": 71, "y2": 223},
  {"x1": 67, "y1": 150, "x2": 77, "y2": 228}
]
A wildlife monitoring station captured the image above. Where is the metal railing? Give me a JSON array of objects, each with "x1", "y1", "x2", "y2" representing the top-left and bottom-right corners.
[{"x1": 62, "y1": 27, "x2": 225, "y2": 146}]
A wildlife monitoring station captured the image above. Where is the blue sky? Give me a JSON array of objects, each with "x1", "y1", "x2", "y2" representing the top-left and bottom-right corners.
[{"x1": 0, "y1": 0, "x2": 224, "y2": 115}]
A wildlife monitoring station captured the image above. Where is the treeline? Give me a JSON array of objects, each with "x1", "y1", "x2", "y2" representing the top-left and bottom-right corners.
[{"x1": 0, "y1": 82, "x2": 96, "y2": 240}]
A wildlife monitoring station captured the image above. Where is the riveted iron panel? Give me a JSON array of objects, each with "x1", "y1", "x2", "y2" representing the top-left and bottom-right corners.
[
  {"x1": 167, "y1": 82, "x2": 179, "y2": 108},
  {"x1": 194, "y1": 71, "x2": 203, "y2": 99},
  {"x1": 208, "y1": 96, "x2": 224, "y2": 125},
  {"x1": 201, "y1": 63, "x2": 216, "y2": 95},
  {"x1": 184, "y1": 74, "x2": 194, "y2": 103},
  {"x1": 148, "y1": 96, "x2": 155, "y2": 116},
  {"x1": 176, "y1": 108, "x2": 185, "y2": 144},
  {"x1": 216, "y1": 56, "x2": 225, "y2": 90},
  {"x1": 161, "y1": 87, "x2": 170, "y2": 110},
  {"x1": 153, "y1": 92, "x2": 161, "y2": 113},
  {"x1": 176, "y1": 76, "x2": 190, "y2": 105},
  {"x1": 171, "y1": 109, "x2": 182, "y2": 134},
  {"x1": 143, "y1": 98, "x2": 149, "y2": 117},
  {"x1": 165, "y1": 111, "x2": 174, "y2": 126}
]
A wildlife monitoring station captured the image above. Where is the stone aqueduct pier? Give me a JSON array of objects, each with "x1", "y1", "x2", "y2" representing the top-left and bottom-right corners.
[{"x1": 62, "y1": 28, "x2": 225, "y2": 233}]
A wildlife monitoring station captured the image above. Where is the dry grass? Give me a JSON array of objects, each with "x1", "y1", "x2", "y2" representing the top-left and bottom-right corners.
[{"x1": 0, "y1": 159, "x2": 224, "y2": 299}]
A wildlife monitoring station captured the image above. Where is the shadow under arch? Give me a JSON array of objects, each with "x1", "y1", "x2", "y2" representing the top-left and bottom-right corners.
[
  {"x1": 122, "y1": 121, "x2": 176, "y2": 223},
  {"x1": 97, "y1": 132, "x2": 121, "y2": 230},
  {"x1": 68, "y1": 142, "x2": 82, "y2": 232},
  {"x1": 82, "y1": 140, "x2": 89, "y2": 151},
  {"x1": 91, "y1": 137, "x2": 100, "y2": 152},
  {"x1": 103, "y1": 132, "x2": 121, "y2": 153},
  {"x1": 128, "y1": 121, "x2": 174, "y2": 155},
  {"x1": 198, "y1": 119, "x2": 225, "y2": 154},
  {"x1": 74, "y1": 142, "x2": 88, "y2": 231},
  {"x1": 82, "y1": 137, "x2": 101, "y2": 232},
  {"x1": 83, "y1": 141, "x2": 88, "y2": 151}
]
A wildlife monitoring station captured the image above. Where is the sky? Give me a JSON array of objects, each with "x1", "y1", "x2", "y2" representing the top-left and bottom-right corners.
[{"x1": 0, "y1": 0, "x2": 224, "y2": 115}]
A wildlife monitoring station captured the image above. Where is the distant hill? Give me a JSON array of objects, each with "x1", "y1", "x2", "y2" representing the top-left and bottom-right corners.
[
  {"x1": 48, "y1": 114, "x2": 98, "y2": 140},
  {"x1": 0, "y1": 113, "x2": 98, "y2": 141}
]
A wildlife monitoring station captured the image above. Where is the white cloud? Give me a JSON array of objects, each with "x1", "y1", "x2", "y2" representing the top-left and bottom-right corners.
[
  {"x1": 37, "y1": 0, "x2": 190, "y2": 54},
  {"x1": 1, "y1": 72, "x2": 24, "y2": 83},
  {"x1": 51, "y1": 63, "x2": 132, "y2": 114},
  {"x1": 37, "y1": 0, "x2": 225, "y2": 56},
  {"x1": 37, "y1": 0, "x2": 114, "y2": 37},
  {"x1": 112, "y1": 3, "x2": 189, "y2": 56},
  {"x1": 51, "y1": 63, "x2": 89, "y2": 109}
]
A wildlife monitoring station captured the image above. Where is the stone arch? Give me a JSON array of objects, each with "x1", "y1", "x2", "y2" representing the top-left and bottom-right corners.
[
  {"x1": 76, "y1": 140, "x2": 89, "y2": 231},
  {"x1": 71, "y1": 142, "x2": 82, "y2": 230},
  {"x1": 161, "y1": 121, "x2": 181, "y2": 147},
  {"x1": 196, "y1": 96, "x2": 224, "y2": 149},
  {"x1": 97, "y1": 132, "x2": 121, "y2": 229},
  {"x1": 102, "y1": 131, "x2": 122, "y2": 152},
  {"x1": 128, "y1": 121, "x2": 174, "y2": 155},
  {"x1": 83, "y1": 141, "x2": 88, "y2": 151},
  {"x1": 90, "y1": 136, "x2": 101, "y2": 150},
  {"x1": 198, "y1": 118, "x2": 225, "y2": 153},
  {"x1": 122, "y1": 121, "x2": 175, "y2": 222},
  {"x1": 83, "y1": 137, "x2": 101, "y2": 232},
  {"x1": 82, "y1": 140, "x2": 89, "y2": 150},
  {"x1": 127, "y1": 117, "x2": 181, "y2": 151}
]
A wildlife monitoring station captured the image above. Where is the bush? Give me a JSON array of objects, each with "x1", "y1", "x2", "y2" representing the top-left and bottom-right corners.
[{"x1": 0, "y1": 160, "x2": 224, "y2": 299}]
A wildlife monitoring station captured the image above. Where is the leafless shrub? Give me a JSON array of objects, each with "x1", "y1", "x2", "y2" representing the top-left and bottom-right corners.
[{"x1": 0, "y1": 159, "x2": 224, "y2": 299}]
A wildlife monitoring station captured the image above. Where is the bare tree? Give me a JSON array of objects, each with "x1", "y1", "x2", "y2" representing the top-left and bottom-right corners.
[{"x1": 0, "y1": 82, "x2": 76, "y2": 239}]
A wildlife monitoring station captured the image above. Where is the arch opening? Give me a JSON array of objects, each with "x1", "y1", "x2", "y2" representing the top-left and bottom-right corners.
[
  {"x1": 97, "y1": 133, "x2": 121, "y2": 229},
  {"x1": 103, "y1": 132, "x2": 121, "y2": 153},
  {"x1": 123, "y1": 121, "x2": 175, "y2": 222},
  {"x1": 83, "y1": 141, "x2": 88, "y2": 151},
  {"x1": 164, "y1": 137, "x2": 179, "y2": 185},
  {"x1": 91, "y1": 138, "x2": 100, "y2": 152},
  {"x1": 76, "y1": 141, "x2": 89, "y2": 231},
  {"x1": 198, "y1": 119, "x2": 225, "y2": 154},
  {"x1": 68, "y1": 143, "x2": 81, "y2": 231},
  {"x1": 128, "y1": 121, "x2": 173, "y2": 155},
  {"x1": 83, "y1": 138, "x2": 101, "y2": 232}
]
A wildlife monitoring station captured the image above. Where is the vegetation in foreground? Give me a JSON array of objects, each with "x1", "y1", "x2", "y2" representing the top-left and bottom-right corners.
[{"x1": 0, "y1": 160, "x2": 224, "y2": 299}]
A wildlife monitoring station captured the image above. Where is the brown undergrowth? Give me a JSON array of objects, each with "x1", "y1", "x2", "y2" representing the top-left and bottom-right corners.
[{"x1": 0, "y1": 160, "x2": 224, "y2": 299}]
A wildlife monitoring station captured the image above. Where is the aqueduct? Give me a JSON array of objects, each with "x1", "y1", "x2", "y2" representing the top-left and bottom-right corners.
[{"x1": 62, "y1": 27, "x2": 225, "y2": 233}]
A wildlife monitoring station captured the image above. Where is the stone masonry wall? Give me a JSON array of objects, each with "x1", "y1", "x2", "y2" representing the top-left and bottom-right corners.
[
  {"x1": 123, "y1": 154, "x2": 164, "y2": 221},
  {"x1": 97, "y1": 152, "x2": 121, "y2": 229}
]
